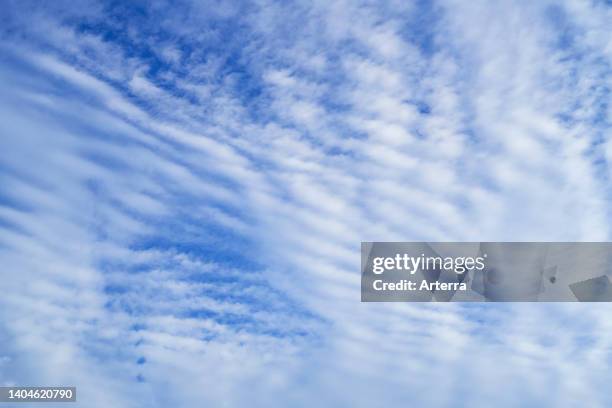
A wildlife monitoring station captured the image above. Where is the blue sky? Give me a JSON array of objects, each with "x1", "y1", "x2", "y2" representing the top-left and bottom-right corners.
[{"x1": 0, "y1": 0, "x2": 611, "y2": 407}]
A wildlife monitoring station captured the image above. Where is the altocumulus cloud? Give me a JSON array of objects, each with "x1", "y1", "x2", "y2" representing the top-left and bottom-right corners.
[{"x1": 0, "y1": 0, "x2": 611, "y2": 407}]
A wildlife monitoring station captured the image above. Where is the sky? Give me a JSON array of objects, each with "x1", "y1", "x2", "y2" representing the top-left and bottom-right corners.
[{"x1": 0, "y1": 0, "x2": 611, "y2": 407}]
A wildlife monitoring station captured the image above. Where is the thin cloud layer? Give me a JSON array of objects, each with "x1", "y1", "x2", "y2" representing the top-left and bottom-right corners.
[{"x1": 0, "y1": 1, "x2": 611, "y2": 407}]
